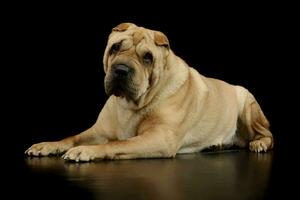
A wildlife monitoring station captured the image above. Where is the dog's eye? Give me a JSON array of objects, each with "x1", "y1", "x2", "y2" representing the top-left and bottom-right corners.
[
  {"x1": 143, "y1": 52, "x2": 153, "y2": 64},
  {"x1": 110, "y1": 43, "x2": 121, "y2": 54}
]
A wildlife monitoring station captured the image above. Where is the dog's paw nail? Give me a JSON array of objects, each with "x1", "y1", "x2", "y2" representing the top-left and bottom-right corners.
[{"x1": 64, "y1": 155, "x2": 69, "y2": 160}]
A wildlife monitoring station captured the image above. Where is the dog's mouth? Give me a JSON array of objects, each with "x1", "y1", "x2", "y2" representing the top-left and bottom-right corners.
[
  {"x1": 105, "y1": 78, "x2": 138, "y2": 101},
  {"x1": 110, "y1": 83, "x2": 127, "y2": 98}
]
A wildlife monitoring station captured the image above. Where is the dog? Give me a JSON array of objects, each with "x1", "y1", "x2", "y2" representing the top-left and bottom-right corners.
[{"x1": 25, "y1": 23, "x2": 274, "y2": 161}]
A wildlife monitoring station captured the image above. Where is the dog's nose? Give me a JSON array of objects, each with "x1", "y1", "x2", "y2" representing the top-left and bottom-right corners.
[{"x1": 113, "y1": 64, "x2": 130, "y2": 77}]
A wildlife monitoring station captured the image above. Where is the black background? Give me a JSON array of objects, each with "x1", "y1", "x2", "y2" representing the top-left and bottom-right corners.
[{"x1": 3, "y1": 2, "x2": 297, "y2": 198}]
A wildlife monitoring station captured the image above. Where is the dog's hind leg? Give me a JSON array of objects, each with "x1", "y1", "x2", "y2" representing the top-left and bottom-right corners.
[{"x1": 236, "y1": 87, "x2": 274, "y2": 152}]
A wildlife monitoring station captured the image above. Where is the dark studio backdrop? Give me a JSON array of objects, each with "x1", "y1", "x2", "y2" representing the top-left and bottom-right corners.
[
  {"x1": 7, "y1": 3, "x2": 294, "y2": 152},
  {"x1": 4, "y1": 2, "x2": 297, "y2": 198}
]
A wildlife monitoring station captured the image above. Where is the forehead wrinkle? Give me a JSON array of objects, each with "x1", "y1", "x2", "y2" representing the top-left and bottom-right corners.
[
  {"x1": 109, "y1": 34, "x2": 127, "y2": 45},
  {"x1": 109, "y1": 27, "x2": 138, "y2": 44},
  {"x1": 134, "y1": 30, "x2": 156, "y2": 54},
  {"x1": 132, "y1": 29, "x2": 145, "y2": 46}
]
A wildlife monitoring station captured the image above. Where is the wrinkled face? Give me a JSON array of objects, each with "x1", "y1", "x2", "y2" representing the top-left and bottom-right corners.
[{"x1": 103, "y1": 23, "x2": 170, "y2": 102}]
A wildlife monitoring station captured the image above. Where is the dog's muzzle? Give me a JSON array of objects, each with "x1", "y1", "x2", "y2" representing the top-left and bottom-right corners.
[{"x1": 105, "y1": 64, "x2": 136, "y2": 99}]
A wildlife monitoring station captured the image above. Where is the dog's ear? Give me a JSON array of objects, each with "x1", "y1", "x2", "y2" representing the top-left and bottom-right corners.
[
  {"x1": 112, "y1": 23, "x2": 137, "y2": 32},
  {"x1": 154, "y1": 31, "x2": 170, "y2": 49}
]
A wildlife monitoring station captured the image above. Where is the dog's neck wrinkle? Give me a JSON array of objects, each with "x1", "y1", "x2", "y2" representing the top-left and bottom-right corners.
[{"x1": 128, "y1": 52, "x2": 189, "y2": 113}]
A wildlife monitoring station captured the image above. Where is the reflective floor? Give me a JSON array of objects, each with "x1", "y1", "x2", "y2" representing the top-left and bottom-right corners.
[{"x1": 15, "y1": 150, "x2": 278, "y2": 200}]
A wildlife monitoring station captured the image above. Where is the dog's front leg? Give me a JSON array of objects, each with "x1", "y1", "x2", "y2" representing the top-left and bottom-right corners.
[
  {"x1": 62, "y1": 127, "x2": 179, "y2": 162},
  {"x1": 25, "y1": 126, "x2": 109, "y2": 156}
]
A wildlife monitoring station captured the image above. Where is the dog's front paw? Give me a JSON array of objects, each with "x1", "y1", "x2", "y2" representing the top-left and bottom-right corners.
[
  {"x1": 25, "y1": 142, "x2": 69, "y2": 156},
  {"x1": 62, "y1": 146, "x2": 102, "y2": 162}
]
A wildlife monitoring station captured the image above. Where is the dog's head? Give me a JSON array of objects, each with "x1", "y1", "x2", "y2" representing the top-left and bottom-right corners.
[{"x1": 103, "y1": 23, "x2": 170, "y2": 103}]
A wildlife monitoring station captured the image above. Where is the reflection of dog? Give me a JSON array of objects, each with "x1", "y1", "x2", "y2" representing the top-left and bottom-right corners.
[{"x1": 25, "y1": 23, "x2": 274, "y2": 161}]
